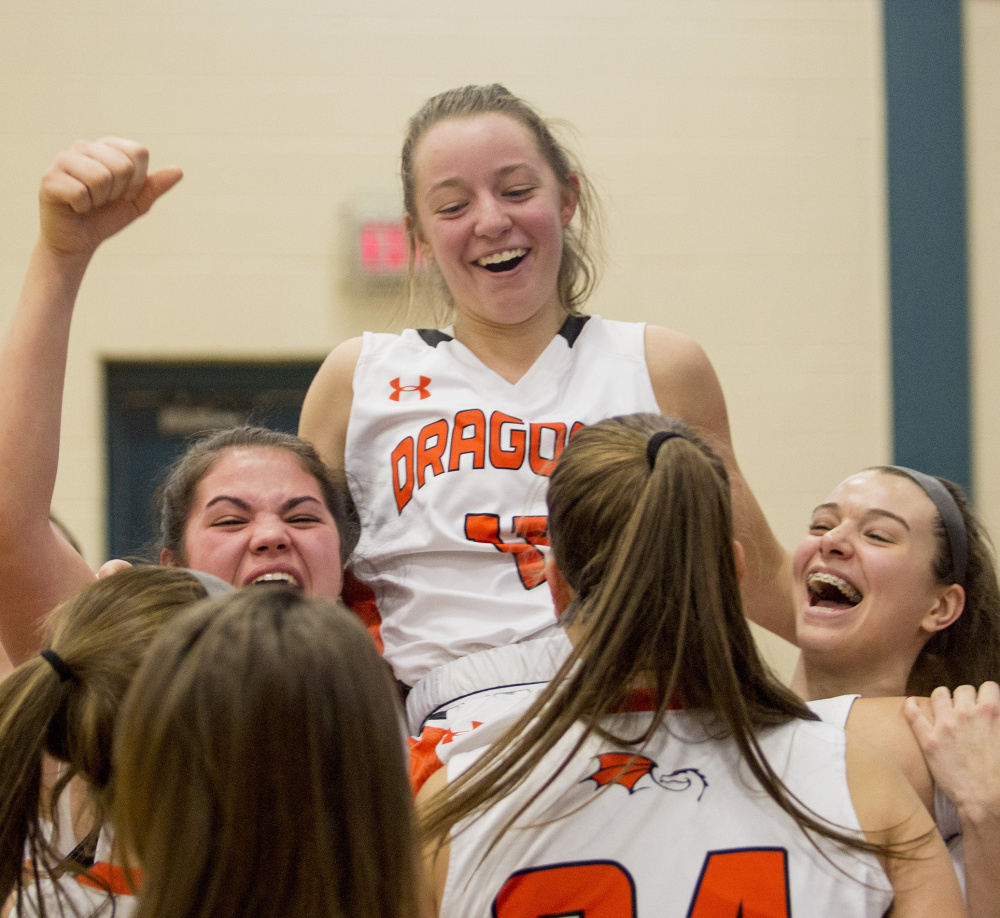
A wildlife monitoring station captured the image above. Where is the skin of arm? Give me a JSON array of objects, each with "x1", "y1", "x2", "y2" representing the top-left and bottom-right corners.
[
  {"x1": 644, "y1": 325, "x2": 795, "y2": 642},
  {"x1": 905, "y1": 684, "x2": 1000, "y2": 918},
  {"x1": 415, "y1": 766, "x2": 451, "y2": 917},
  {"x1": 845, "y1": 735, "x2": 966, "y2": 917},
  {"x1": 0, "y1": 139, "x2": 181, "y2": 664},
  {"x1": 298, "y1": 336, "x2": 363, "y2": 470}
]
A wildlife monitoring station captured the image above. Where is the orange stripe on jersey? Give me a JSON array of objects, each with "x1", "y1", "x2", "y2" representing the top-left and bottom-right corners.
[
  {"x1": 342, "y1": 571, "x2": 384, "y2": 654},
  {"x1": 77, "y1": 862, "x2": 143, "y2": 896},
  {"x1": 408, "y1": 721, "x2": 485, "y2": 794},
  {"x1": 408, "y1": 726, "x2": 449, "y2": 794},
  {"x1": 608, "y1": 689, "x2": 684, "y2": 713}
]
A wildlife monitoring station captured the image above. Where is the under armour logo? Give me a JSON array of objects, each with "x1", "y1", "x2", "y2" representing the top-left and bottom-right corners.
[{"x1": 389, "y1": 376, "x2": 432, "y2": 401}]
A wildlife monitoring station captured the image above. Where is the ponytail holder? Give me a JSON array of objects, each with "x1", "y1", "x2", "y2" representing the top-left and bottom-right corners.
[
  {"x1": 888, "y1": 466, "x2": 968, "y2": 586},
  {"x1": 41, "y1": 649, "x2": 76, "y2": 683},
  {"x1": 646, "y1": 431, "x2": 682, "y2": 469}
]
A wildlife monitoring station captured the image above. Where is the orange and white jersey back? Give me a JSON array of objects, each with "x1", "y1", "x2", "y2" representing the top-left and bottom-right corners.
[
  {"x1": 344, "y1": 314, "x2": 659, "y2": 686},
  {"x1": 16, "y1": 827, "x2": 138, "y2": 918},
  {"x1": 440, "y1": 706, "x2": 893, "y2": 918}
]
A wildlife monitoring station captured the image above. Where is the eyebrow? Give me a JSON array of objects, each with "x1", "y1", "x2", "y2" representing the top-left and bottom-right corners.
[
  {"x1": 425, "y1": 163, "x2": 539, "y2": 198},
  {"x1": 812, "y1": 503, "x2": 911, "y2": 530},
  {"x1": 203, "y1": 496, "x2": 325, "y2": 513}
]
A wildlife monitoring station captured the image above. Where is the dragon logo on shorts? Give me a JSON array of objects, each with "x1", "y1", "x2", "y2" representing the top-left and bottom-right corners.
[{"x1": 584, "y1": 753, "x2": 708, "y2": 800}]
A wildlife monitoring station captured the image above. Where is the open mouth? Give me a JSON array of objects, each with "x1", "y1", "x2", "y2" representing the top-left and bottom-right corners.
[
  {"x1": 251, "y1": 572, "x2": 302, "y2": 589},
  {"x1": 476, "y1": 248, "x2": 527, "y2": 273},
  {"x1": 806, "y1": 572, "x2": 862, "y2": 608}
]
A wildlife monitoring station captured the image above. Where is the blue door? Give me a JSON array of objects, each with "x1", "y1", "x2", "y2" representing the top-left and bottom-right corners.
[{"x1": 105, "y1": 361, "x2": 321, "y2": 561}]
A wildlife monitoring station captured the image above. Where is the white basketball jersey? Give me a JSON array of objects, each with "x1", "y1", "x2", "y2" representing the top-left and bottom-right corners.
[
  {"x1": 344, "y1": 315, "x2": 659, "y2": 685},
  {"x1": 18, "y1": 827, "x2": 136, "y2": 918},
  {"x1": 809, "y1": 693, "x2": 967, "y2": 897},
  {"x1": 440, "y1": 705, "x2": 893, "y2": 918}
]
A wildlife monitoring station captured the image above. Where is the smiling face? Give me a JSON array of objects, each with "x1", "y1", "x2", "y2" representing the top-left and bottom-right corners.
[
  {"x1": 792, "y1": 469, "x2": 962, "y2": 691},
  {"x1": 409, "y1": 112, "x2": 578, "y2": 331},
  {"x1": 163, "y1": 447, "x2": 343, "y2": 599}
]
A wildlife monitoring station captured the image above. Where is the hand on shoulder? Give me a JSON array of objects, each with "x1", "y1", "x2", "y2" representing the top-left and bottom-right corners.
[{"x1": 905, "y1": 682, "x2": 1000, "y2": 823}]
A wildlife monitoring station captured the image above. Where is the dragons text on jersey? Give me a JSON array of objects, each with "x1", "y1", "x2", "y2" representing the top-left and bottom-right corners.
[{"x1": 391, "y1": 411, "x2": 585, "y2": 512}]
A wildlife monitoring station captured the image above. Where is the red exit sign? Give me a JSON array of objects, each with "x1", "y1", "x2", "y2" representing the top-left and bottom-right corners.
[{"x1": 359, "y1": 221, "x2": 408, "y2": 274}]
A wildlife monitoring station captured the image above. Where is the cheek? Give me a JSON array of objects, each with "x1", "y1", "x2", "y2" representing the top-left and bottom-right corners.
[
  {"x1": 792, "y1": 537, "x2": 818, "y2": 578},
  {"x1": 306, "y1": 531, "x2": 344, "y2": 597},
  {"x1": 179, "y1": 527, "x2": 233, "y2": 571},
  {"x1": 866, "y1": 554, "x2": 937, "y2": 608}
]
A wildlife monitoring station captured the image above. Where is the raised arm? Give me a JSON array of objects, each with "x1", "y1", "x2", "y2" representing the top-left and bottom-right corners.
[
  {"x1": 905, "y1": 684, "x2": 1000, "y2": 918},
  {"x1": 644, "y1": 325, "x2": 795, "y2": 642},
  {"x1": 0, "y1": 139, "x2": 181, "y2": 664}
]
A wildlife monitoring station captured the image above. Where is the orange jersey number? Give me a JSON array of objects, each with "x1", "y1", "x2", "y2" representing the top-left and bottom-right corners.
[
  {"x1": 465, "y1": 514, "x2": 549, "y2": 589},
  {"x1": 492, "y1": 849, "x2": 789, "y2": 918}
]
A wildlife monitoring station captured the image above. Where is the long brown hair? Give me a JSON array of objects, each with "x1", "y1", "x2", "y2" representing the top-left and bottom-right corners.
[
  {"x1": 400, "y1": 83, "x2": 605, "y2": 321},
  {"x1": 421, "y1": 414, "x2": 903, "y2": 859},
  {"x1": 0, "y1": 568, "x2": 210, "y2": 913},
  {"x1": 871, "y1": 467, "x2": 1000, "y2": 694},
  {"x1": 113, "y1": 587, "x2": 420, "y2": 918}
]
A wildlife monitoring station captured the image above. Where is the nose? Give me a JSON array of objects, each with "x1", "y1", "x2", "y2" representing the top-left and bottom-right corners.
[
  {"x1": 249, "y1": 517, "x2": 289, "y2": 553},
  {"x1": 473, "y1": 194, "x2": 513, "y2": 238},
  {"x1": 819, "y1": 523, "x2": 853, "y2": 558}
]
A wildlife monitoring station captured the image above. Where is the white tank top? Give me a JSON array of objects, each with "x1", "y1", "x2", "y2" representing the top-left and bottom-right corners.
[
  {"x1": 344, "y1": 315, "x2": 659, "y2": 685},
  {"x1": 441, "y1": 703, "x2": 893, "y2": 918},
  {"x1": 809, "y1": 692, "x2": 966, "y2": 897},
  {"x1": 17, "y1": 825, "x2": 136, "y2": 918}
]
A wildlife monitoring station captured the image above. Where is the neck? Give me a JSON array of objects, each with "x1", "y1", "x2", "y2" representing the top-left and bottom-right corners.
[
  {"x1": 452, "y1": 302, "x2": 566, "y2": 384},
  {"x1": 790, "y1": 650, "x2": 914, "y2": 701}
]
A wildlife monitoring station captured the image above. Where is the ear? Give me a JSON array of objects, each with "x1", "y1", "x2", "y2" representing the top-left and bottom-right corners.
[
  {"x1": 920, "y1": 583, "x2": 965, "y2": 634},
  {"x1": 733, "y1": 540, "x2": 745, "y2": 582},
  {"x1": 404, "y1": 212, "x2": 434, "y2": 262},
  {"x1": 560, "y1": 174, "x2": 580, "y2": 227},
  {"x1": 545, "y1": 555, "x2": 575, "y2": 616},
  {"x1": 160, "y1": 548, "x2": 182, "y2": 568}
]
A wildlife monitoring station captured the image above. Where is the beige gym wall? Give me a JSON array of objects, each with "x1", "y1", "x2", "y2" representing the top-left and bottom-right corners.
[
  {"x1": 0, "y1": 1, "x2": 895, "y2": 681},
  {"x1": 967, "y1": 0, "x2": 1000, "y2": 547}
]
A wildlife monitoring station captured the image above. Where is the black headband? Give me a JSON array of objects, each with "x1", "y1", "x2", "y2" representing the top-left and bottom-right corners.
[
  {"x1": 646, "y1": 431, "x2": 683, "y2": 469},
  {"x1": 40, "y1": 649, "x2": 76, "y2": 683},
  {"x1": 889, "y1": 466, "x2": 968, "y2": 587}
]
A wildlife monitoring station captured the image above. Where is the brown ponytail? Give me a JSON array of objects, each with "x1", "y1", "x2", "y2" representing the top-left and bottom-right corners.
[
  {"x1": 0, "y1": 568, "x2": 209, "y2": 915},
  {"x1": 421, "y1": 415, "x2": 915, "y2": 862}
]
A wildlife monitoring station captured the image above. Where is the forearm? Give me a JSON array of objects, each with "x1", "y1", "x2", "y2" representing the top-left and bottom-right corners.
[
  {"x1": 0, "y1": 242, "x2": 98, "y2": 662},
  {"x1": 0, "y1": 242, "x2": 90, "y2": 549},
  {"x1": 957, "y1": 810, "x2": 1000, "y2": 918},
  {"x1": 728, "y1": 466, "x2": 796, "y2": 643}
]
